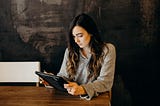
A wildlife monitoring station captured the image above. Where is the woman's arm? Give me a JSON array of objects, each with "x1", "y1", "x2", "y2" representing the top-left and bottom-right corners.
[
  {"x1": 81, "y1": 43, "x2": 116, "y2": 100},
  {"x1": 57, "y1": 48, "x2": 69, "y2": 79}
]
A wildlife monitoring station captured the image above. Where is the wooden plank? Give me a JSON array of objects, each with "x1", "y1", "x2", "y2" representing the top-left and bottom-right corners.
[{"x1": 0, "y1": 86, "x2": 110, "y2": 106}]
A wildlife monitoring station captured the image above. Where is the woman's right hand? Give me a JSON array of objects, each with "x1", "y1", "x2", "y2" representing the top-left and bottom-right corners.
[
  {"x1": 39, "y1": 71, "x2": 54, "y2": 88},
  {"x1": 40, "y1": 78, "x2": 49, "y2": 85},
  {"x1": 40, "y1": 78, "x2": 53, "y2": 88}
]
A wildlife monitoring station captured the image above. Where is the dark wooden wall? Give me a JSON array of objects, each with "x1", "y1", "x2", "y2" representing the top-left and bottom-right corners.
[{"x1": 0, "y1": 0, "x2": 159, "y2": 106}]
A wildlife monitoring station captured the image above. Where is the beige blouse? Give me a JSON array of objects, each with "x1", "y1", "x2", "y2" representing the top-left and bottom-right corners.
[{"x1": 57, "y1": 43, "x2": 116, "y2": 100}]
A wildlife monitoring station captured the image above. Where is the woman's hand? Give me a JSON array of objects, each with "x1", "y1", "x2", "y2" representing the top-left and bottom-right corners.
[
  {"x1": 40, "y1": 78, "x2": 49, "y2": 85},
  {"x1": 39, "y1": 71, "x2": 53, "y2": 88},
  {"x1": 64, "y1": 82, "x2": 86, "y2": 95},
  {"x1": 39, "y1": 78, "x2": 53, "y2": 88}
]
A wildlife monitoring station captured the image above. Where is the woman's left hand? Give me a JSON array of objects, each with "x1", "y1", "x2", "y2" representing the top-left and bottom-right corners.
[{"x1": 64, "y1": 82, "x2": 86, "y2": 95}]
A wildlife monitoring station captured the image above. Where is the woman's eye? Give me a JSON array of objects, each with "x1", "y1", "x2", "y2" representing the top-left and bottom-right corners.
[
  {"x1": 77, "y1": 34, "x2": 83, "y2": 37},
  {"x1": 72, "y1": 34, "x2": 83, "y2": 39}
]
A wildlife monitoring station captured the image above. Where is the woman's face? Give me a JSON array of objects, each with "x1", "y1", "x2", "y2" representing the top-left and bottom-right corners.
[{"x1": 72, "y1": 26, "x2": 91, "y2": 48}]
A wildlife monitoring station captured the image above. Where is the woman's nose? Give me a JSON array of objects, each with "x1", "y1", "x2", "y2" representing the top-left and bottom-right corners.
[{"x1": 74, "y1": 37, "x2": 79, "y2": 43}]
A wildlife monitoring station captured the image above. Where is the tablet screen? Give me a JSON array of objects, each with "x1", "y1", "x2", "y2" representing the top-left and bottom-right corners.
[{"x1": 35, "y1": 71, "x2": 68, "y2": 92}]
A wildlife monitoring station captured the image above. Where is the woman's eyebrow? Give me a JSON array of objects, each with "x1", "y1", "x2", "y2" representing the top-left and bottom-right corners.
[{"x1": 72, "y1": 33, "x2": 82, "y2": 36}]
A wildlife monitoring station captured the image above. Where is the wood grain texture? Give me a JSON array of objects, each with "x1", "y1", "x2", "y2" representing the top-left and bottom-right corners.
[{"x1": 0, "y1": 86, "x2": 110, "y2": 106}]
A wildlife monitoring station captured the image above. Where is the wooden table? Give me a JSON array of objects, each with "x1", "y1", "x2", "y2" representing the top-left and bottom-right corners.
[{"x1": 0, "y1": 86, "x2": 110, "y2": 106}]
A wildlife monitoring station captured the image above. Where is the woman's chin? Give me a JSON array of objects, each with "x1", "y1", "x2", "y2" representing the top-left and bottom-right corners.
[{"x1": 79, "y1": 45, "x2": 84, "y2": 48}]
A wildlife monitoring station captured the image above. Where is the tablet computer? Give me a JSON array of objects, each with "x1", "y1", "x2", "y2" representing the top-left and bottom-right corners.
[{"x1": 35, "y1": 71, "x2": 68, "y2": 92}]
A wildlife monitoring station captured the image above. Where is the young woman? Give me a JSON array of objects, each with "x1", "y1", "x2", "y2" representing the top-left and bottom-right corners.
[{"x1": 57, "y1": 13, "x2": 116, "y2": 101}]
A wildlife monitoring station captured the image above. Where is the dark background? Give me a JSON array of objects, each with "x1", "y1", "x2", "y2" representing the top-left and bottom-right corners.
[{"x1": 0, "y1": 0, "x2": 159, "y2": 106}]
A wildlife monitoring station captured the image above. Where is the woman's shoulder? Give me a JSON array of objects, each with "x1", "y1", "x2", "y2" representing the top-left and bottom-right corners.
[
  {"x1": 64, "y1": 48, "x2": 69, "y2": 56},
  {"x1": 102, "y1": 43, "x2": 116, "y2": 56},
  {"x1": 65, "y1": 48, "x2": 69, "y2": 51},
  {"x1": 103, "y1": 42, "x2": 116, "y2": 51}
]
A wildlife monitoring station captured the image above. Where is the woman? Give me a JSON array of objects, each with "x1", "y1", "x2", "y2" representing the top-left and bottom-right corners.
[{"x1": 57, "y1": 13, "x2": 116, "y2": 101}]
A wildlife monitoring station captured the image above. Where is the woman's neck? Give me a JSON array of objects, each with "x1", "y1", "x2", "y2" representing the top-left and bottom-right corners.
[{"x1": 81, "y1": 46, "x2": 91, "y2": 58}]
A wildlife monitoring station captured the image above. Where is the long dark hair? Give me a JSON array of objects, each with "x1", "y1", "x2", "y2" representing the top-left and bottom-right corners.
[{"x1": 67, "y1": 13, "x2": 105, "y2": 80}]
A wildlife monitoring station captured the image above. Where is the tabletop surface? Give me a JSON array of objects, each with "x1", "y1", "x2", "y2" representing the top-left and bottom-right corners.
[{"x1": 0, "y1": 86, "x2": 110, "y2": 106}]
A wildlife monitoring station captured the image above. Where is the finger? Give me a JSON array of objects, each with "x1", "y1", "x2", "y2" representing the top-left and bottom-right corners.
[
  {"x1": 67, "y1": 87, "x2": 71, "y2": 92},
  {"x1": 39, "y1": 78, "x2": 50, "y2": 86},
  {"x1": 67, "y1": 87, "x2": 73, "y2": 94},
  {"x1": 68, "y1": 89, "x2": 77, "y2": 95},
  {"x1": 64, "y1": 83, "x2": 74, "y2": 88},
  {"x1": 43, "y1": 80, "x2": 50, "y2": 85},
  {"x1": 64, "y1": 84, "x2": 69, "y2": 88}
]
